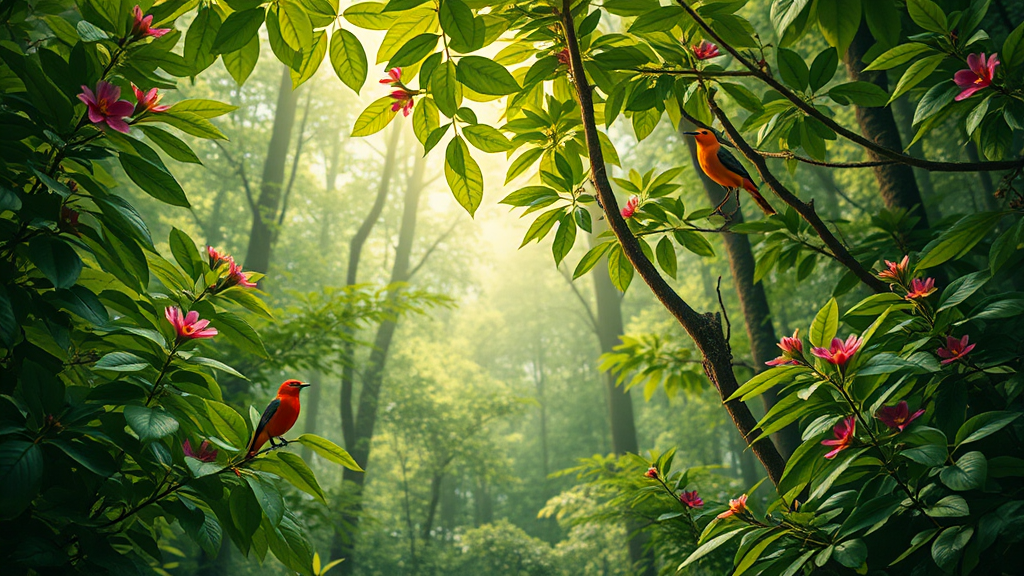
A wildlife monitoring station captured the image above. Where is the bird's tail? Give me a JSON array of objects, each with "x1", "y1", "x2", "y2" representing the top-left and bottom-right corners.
[
  {"x1": 741, "y1": 179, "x2": 776, "y2": 215},
  {"x1": 245, "y1": 431, "x2": 263, "y2": 458}
]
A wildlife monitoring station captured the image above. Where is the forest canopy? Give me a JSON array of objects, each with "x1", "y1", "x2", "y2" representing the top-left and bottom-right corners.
[{"x1": 1, "y1": 0, "x2": 1023, "y2": 575}]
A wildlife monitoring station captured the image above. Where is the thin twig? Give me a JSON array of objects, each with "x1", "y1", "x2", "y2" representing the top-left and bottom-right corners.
[
  {"x1": 406, "y1": 220, "x2": 459, "y2": 279},
  {"x1": 558, "y1": 264, "x2": 600, "y2": 334}
]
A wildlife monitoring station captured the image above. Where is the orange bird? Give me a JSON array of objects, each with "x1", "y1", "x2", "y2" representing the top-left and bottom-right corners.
[
  {"x1": 683, "y1": 129, "x2": 776, "y2": 216},
  {"x1": 246, "y1": 379, "x2": 310, "y2": 457}
]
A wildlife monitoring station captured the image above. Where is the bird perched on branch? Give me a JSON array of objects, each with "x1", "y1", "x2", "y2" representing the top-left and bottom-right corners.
[
  {"x1": 246, "y1": 379, "x2": 310, "y2": 457},
  {"x1": 682, "y1": 129, "x2": 776, "y2": 216}
]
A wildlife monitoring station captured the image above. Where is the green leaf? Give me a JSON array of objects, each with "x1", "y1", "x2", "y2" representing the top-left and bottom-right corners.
[
  {"x1": 222, "y1": 31, "x2": 261, "y2": 86},
  {"x1": 865, "y1": 0, "x2": 901, "y2": 47},
  {"x1": 809, "y1": 298, "x2": 839, "y2": 348},
  {"x1": 456, "y1": 56, "x2": 520, "y2": 95},
  {"x1": 926, "y1": 495, "x2": 970, "y2": 518},
  {"x1": 120, "y1": 153, "x2": 190, "y2": 207},
  {"x1": 212, "y1": 8, "x2": 265, "y2": 54},
  {"x1": 344, "y1": 2, "x2": 397, "y2": 29},
  {"x1": 138, "y1": 125, "x2": 202, "y2": 164},
  {"x1": 551, "y1": 216, "x2": 577, "y2": 265},
  {"x1": 628, "y1": 5, "x2": 683, "y2": 33},
  {"x1": 770, "y1": 0, "x2": 812, "y2": 38},
  {"x1": 439, "y1": 0, "x2": 481, "y2": 52},
  {"x1": 230, "y1": 482, "x2": 263, "y2": 541},
  {"x1": 864, "y1": 43, "x2": 936, "y2": 71},
  {"x1": 0, "y1": 441, "x2": 43, "y2": 519},
  {"x1": 931, "y1": 526, "x2": 973, "y2": 570},
  {"x1": 833, "y1": 539, "x2": 867, "y2": 568},
  {"x1": 907, "y1": 0, "x2": 947, "y2": 33},
  {"x1": 29, "y1": 236, "x2": 81, "y2": 289},
  {"x1": 330, "y1": 28, "x2": 368, "y2": 93},
  {"x1": 573, "y1": 241, "x2": 613, "y2": 279},
  {"x1": 808, "y1": 48, "x2": 838, "y2": 92},
  {"x1": 276, "y1": 0, "x2": 313, "y2": 51},
  {"x1": 76, "y1": 19, "x2": 109, "y2": 42},
  {"x1": 94, "y1": 351, "x2": 149, "y2": 372},
  {"x1": 829, "y1": 81, "x2": 889, "y2": 107},
  {"x1": 937, "y1": 270, "x2": 989, "y2": 312},
  {"x1": 189, "y1": 357, "x2": 248, "y2": 380},
  {"x1": 170, "y1": 99, "x2": 239, "y2": 119},
  {"x1": 1003, "y1": 20, "x2": 1024, "y2": 68},
  {"x1": 388, "y1": 33, "x2": 438, "y2": 68},
  {"x1": 463, "y1": 124, "x2": 512, "y2": 152},
  {"x1": 444, "y1": 136, "x2": 484, "y2": 216},
  {"x1": 253, "y1": 451, "x2": 326, "y2": 503},
  {"x1": 912, "y1": 80, "x2": 959, "y2": 125},
  {"x1": 940, "y1": 451, "x2": 987, "y2": 491},
  {"x1": 205, "y1": 400, "x2": 250, "y2": 450},
  {"x1": 719, "y1": 82, "x2": 763, "y2": 112},
  {"x1": 375, "y1": 7, "x2": 436, "y2": 63},
  {"x1": 169, "y1": 227, "x2": 204, "y2": 281},
  {"x1": 777, "y1": 48, "x2": 809, "y2": 92},
  {"x1": 295, "y1": 434, "x2": 362, "y2": 470},
  {"x1": 431, "y1": 60, "x2": 461, "y2": 117},
  {"x1": 679, "y1": 528, "x2": 746, "y2": 570},
  {"x1": 351, "y1": 96, "x2": 398, "y2": 137},
  {"x1": 656, "y1": 236, "x2": 677, "y2": 279},
  {"x1": 816, "y1": 0, "x2": 861, "y2": 55},
  {"x1": 916, "y1": 212, "x2": 1004, "y2": 270},
  {"x1": 888, "y1": 53, "x2": 946, "y2": 103},
  {"x1": 124, "y1": 405, "x2": 180, "y2": 442},
  {"x1": 954, "y1": 411, "x2": 1021, "y2": 446},
  {"x1": 607, "y1": 245, "x2": 633, "y2": 292},
  {"x1": 144, "y1": 110, "x2": 227, "y2": 140},
  {"x1": 184, "y1": 6, "x2": 221, "y2": 74},
  {"x1": 244, "y1": 474, "x2": 284, "y2": 525},
  {"x1": 211, "y1": 311, "x2": 269, "y2": 358}
]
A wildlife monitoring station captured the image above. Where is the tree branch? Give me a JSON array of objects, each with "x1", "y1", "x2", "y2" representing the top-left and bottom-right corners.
[
  {"x1": 634, "y1": 68, "x2": 757, "y2": 77},
  {"x1": 213, "y1": 140, "x2": 256, "y2": 212},
  {"x1": 561, "y1": 0, "x2": 786, "y2": 486},
  {"x1": 406, "y1": 220, "x2": 458, "y2": 280},
  {"x1": 673, "y1": 0, "x2": 1024, "y2": 174},
  {"x1": 558, "y1": 264, "x2": 600, "y2": 335},
  {"x1": 704, "y1": 88, "x2": 888, "y2": 293}
]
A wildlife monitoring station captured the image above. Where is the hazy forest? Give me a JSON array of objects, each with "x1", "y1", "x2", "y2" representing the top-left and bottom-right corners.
[{"x1": 3, "y1": 0, "x2": 1024, "y2": 574}]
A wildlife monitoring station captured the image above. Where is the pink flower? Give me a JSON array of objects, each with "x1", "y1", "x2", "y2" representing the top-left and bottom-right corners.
[
  {"x1": 621, "y1": 196, "x2": 639, "y2": 219},
  {"x1": 131, "y1": 83, "x2": 169, "y2": 115},
  {"x1": 811, "y1": 335, "x2": 863, "y2": 367},
  {"x1": 183, "y1": 439, "x2": 218, "y2": 462},
  {"x1": 877, "y1": 255, "x2": 909, "y2": 283},
  {"x1": 717, "y1": 494, "x2": 748, "y2": 519},
  {"x1": 165, "y1": 306, "x2": 217, "y2": 341},
  {"x1": 130, "y1": 5, "x2": 171, "y2": 39},
  {"x1": 766, "y1": 329, "x2": 804, "y2": 366},
  {"x1": 821, "y1": 415, "x2": 855, "y2": 459},
  {"x1": 225, "y1": 257, "x2": 257, "y2": 289},
  {"x1": 937, "y1": 334, "x2": 975, "y2": 365},
  {"x1": 954, "y1": 53, "x2": 999, "y2": 101},
  {"x1": 207, "y1": 246, "x2": 229, "y2": 269},
  {"x1": 905, "y1": 277, "x2": 937, "y2": 300},
  {"x1": 390, "y1": 89, "x2": 415, "y2": 116},
  {"x1": 875, "y1": 401, "x2": 925, "y2": 432},
  {"x1": 679, "y1": 490, "x2": 703, "y2": 508},
  {"x1": 644, "y1": 467, "x2": 658, "y2": 479},
  {"x1": 379, "y1": 67, "x2": 402, "y2": 85},
  {"x1": 692, "y1": 40, "x2": 721, "y2": 60},
  {"x1": 77, "y1": 81, "x2": 134, "y2": 134}
]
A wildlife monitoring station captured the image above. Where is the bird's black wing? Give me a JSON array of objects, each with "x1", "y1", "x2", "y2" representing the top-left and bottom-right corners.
[
  {"x1": 253, "y1": 398, "x2": 280, "y2": 439},
  {"x1": 716, "y1": 146, "x2": 755, "y2": 183}
]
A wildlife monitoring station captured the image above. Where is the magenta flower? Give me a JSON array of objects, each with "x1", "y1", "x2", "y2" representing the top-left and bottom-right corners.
[
  {"x1": 876, "y1": 401, "x2": 925, "y2": 432},
  {"x1": 379, "y1": 67, "x2": 402, "y2": 86},
  {"x1": 131, "y1": 83, "x2": 169, "y2": 116},
  {"x1": 692, "y1": 40, "x2": 721, "y2": 60},
  {"x1": 644, "y1": 467, "x2": 658, "y2": 479},
  {"x1": 905, "y1": 277, "x2": 937, "y2": 300},
  {"x1": 954, "y1": 53, "x2": 999, "y2": 101},
  {"x1": 877, "y1": 255, "x2": 909, "y2": 283},
  {"x1": 130, "y1": 5, "x2": 171, "y2": 40},
  {"x1": 766, "y1": 329, "x2": 804, "y2": 366},
  {"x1": 165, "y1": 306, "x2": 217, "y2": 341},
  {"x1": 225, "y1": 257, "x2": 257, "y2": 289},
  {"x1": 811, "y1": 335, "x2": 863, "y2": 367},
  {"x1": 821, "y1": 416, "x2": 855, "y2": 459},
  {"x1": 717, "y1": 494, "x2": 748, "y2": 519},
  {"x1": 621, "y1": 196, "x2": 639, "y2": 219},
  {"x1": 389, "y1": 89, "x2": 415, "y2": 116},
  {"x1": 937, "y1": 334, "x2": 975, "y2": 365},
  {"x1": 183, "y1": 439, "x2": 218, "y2": 462},
  {"x1": 679, "y1": 490, "x2": 703, "y2": 508},
  {"x1": 207, "y1": 246, "x2": 229, "y2": 269},
  {"x1": 77, "y1": 81, "x2": 134, "y2": 134}
]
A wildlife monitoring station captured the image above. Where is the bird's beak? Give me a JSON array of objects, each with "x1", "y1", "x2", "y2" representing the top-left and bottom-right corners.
[
  {"x1": 298, "y1": 382, "x2": 311, "y2": 388},
  {"x1": 682, "y1": 131, "x2": 699, "y2": 135}
]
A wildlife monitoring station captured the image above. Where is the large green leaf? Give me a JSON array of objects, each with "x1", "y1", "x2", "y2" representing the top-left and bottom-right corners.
[
  {"x1": 330, "y1": 28, "x2": 368, "y2": 93},
  {"x1": 387, "y1": 32, "x2": 438, "y2": 68},
  {"x1": 212, "y1": 8, "x2": 265, "y2": 54},
  {"x1": 93, "y1": 351, "x2": 150, "y2": 372},
  {"x1": 295, "y1": 434, "x2": 362, "y2": 470},
  {"x1": 124, "y1": 405, "x2": 180, "y2": 442},
  {"x1": 244, "y1": 474, "x2": 284, "y2": 525},
  {"x1": 907, "y1": 0, "x2": 947, "y2": 33},
  {"x1": 888, "y1": 53, "x2": 946, "y2": 103},
  {"x1": 456, "y1": 56, "x2": 520, "y2": 95},
  {"x1": 777, "y1": 48, "x2": 809, "y2": 92},
  {"x1": 809, "y1": 298, "x2": 839, "y2": 348},
  {"x1": 120, "y1": 153, "x2": 190, "y2": 207},
  {"x1": 223, "y1": 32, "x2": 261, "y2": 85},
  {"x1": 351, "y1": 96, "x2": 398, "y2": 137},
  {"x1": 205, "y1": 399, "x2": 250, "y2": 450},
  {"x1": 253, "y1": 451, "x2": 326, "y2": 503},
  {"x1": 29, "y1": 236, "x2": 81, "y2": 289},
  {"x1": 916, "y1": 212, "x2": 1004, "y2": 270},
  {"x1": 955, "y1": 411, "x2": 1020, "y2": 446},
  {"x1": 940, "y1": 451, "x2": 987, "y2": 491},
  {"x1": 816, "y1": 0, "x2": 860, "y2": 55},
  {"x1": 0, "y1": 441, "x2": 43, "y2": 519},
  {"x1": 444, "y1": 136, "x2": 484, "y2": 216}
]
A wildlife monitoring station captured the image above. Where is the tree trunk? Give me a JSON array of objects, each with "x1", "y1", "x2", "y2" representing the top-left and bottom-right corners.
[
  {"x1": 334, "y1": 151, "x2": 425, "y2": 572},
  {"x1": 244, "y1": 65, "x2": 299, "y2": 275},
  {"x1": 341, "y1": 124, "x2": 402, "y2": 449},
  {"x1": 474, "y1": 476, "x2": 493, "y2": 526},
  {"x1": 843, "y1": 23, "x2": 930, "y2": 229},
  {"x1": 422, "y1": 473, "x2": 443, "y2": 541},
  {"x1": 680, "y1": 119, "x2": 800, "y2": 458},
  {"x1": 589, "y1": 215, "x2": 654, "y2": 576},
  {"x1": 534, "y1": 345, "x2": 550, "y2": 482}
]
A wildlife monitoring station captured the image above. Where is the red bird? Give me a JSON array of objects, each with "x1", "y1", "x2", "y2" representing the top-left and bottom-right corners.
[
  {"x1": 246, "y1": 379, "x2": 310, "y2": 457},
  {"x1": 683, "y1": 128, "x2": 776, "y2": 216}
]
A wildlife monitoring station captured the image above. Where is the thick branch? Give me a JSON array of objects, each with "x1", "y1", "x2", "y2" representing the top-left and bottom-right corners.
[
  {"x1": 704, "y1": 89, "x2": 888, "y2": 293},
  {"x1": 561, "y1": 0, "x2": 785, "y2": 486},
  {"x1": 673, "y1": 0, "x2": 1024, "y2": 174},
  {"x1": 634, "y1": 68, "x2": 757, "y2": 77}
]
